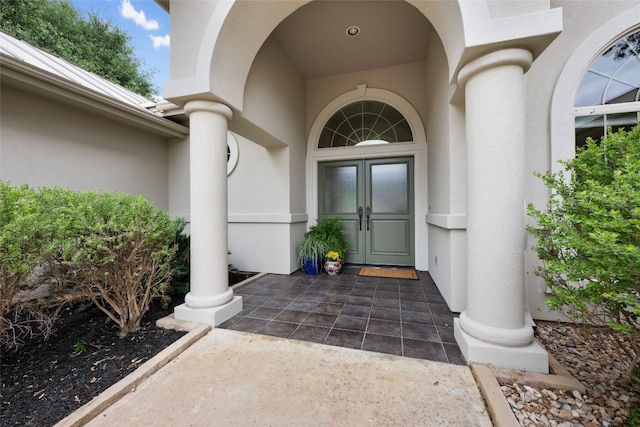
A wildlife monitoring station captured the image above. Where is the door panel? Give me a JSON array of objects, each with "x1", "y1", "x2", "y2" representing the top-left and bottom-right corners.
[
  {"x1": 318, "y1": 160, "x2": 365, "y2": 263},
  {"x1": 319, "y1": 157, "x2": 414, "y2": 266},
  {"x1": 370, "y1": 220, "x2": 411, "y2": 255}
]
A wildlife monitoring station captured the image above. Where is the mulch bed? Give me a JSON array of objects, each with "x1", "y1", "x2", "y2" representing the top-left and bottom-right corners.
[
  {"x1": 0, "y1": 298, "x2": 186, "y2": 426},
  {"x1": 1, "y1": 271, "x2": 256, "y2": 426}
]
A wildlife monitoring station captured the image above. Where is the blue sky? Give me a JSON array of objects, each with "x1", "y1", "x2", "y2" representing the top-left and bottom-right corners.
[{"x1": 70, "y1": 0, "x2": 170, "y2": 97}]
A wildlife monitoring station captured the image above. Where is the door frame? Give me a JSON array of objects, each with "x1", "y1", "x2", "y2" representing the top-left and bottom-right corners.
[
  {"x1": 318, "y1": 157, "x2": 415, "y2": 266},
  {"x1": 306, "y1": 87, "x2": 429, "y2": 270}
]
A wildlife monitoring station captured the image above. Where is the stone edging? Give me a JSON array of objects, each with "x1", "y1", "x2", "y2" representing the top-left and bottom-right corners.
[
  {"x1": 53, "y1": 323, "x2": 212, "y2": 427},
  {"x1": 471, "y1": 356, "x2": 586, "y2": 427}
]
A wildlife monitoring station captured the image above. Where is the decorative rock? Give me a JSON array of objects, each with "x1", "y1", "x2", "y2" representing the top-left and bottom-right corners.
[
  {"x1": 559, "y1": 409, "x2": 573, "y2": 419},
  {"x1": 498, "y1": 322, "x2": 639, "y2": 427}
]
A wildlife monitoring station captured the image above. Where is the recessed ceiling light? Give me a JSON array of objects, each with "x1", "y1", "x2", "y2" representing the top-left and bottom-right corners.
[{"x1": 346, "y1": 26, "x2": 360, "y2": 36}]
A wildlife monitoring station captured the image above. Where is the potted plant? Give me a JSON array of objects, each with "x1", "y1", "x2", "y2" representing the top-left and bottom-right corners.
[
  {"x1": 311, "y1": 217, "x2": 348, "y2": 274},
  {"x1": 323, "y1": 250, "x2": 342, "y2": 275},
  {"x1": 297, "y1": 230, "x2": 328, "y2": 275},
  {"x1": 312, "y1": 217, "x2": 348, "y2": 258},
  {"x1": 298, "y1": 217, "x2": 349, "y2": 275}
]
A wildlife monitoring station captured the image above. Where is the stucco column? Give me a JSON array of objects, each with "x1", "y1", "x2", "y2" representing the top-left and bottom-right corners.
[
  {"x1": 453, "y1": 49, "x2": 548, "y2": 372},
  {"x1": 174, "y1": 100, "x2": 242, "y2": 326}
]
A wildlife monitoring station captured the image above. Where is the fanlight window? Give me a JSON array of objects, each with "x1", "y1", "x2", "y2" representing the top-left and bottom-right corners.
[
  {"x1": 318, "y1": 101, "x2": 413, "y2": 149},
  {"x1": 574, "y1": 30, "x2": 639, "y2": 149}
]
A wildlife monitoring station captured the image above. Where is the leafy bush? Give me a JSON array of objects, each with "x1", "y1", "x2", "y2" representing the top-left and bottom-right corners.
[
  {"x1": 310, "y1": 217, "x2": 349, "y2": 261},
  {"x1": 0, "y1": 183, "x2": 58, "y2": 350},
  {"x1": 167, "y1": 219, "x2": 190, "y2": 298},
  {"x1": 527, "y1": 126, "x2": 640, "y2": 378},
  {"x1": 41, "y1": 188, "x2": 179, "y2": 337}
]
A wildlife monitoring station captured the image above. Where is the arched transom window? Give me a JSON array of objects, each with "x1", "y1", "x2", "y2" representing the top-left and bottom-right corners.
[
  {"x1": 574, "y1": 30, "x2": 639, "y2": 149},
  {"x1": 318, "y1": 101, "x2": 413, "y2": 148}
]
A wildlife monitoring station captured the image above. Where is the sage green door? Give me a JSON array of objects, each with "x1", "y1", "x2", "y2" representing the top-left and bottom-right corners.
[{"x1": 318, "y1": 157, "x2": 414, "y2": 266}]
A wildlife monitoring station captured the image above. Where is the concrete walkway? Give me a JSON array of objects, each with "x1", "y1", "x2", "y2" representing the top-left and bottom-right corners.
[{"x1": 69, "y1": 327, "x2": 491, "y2": 426}]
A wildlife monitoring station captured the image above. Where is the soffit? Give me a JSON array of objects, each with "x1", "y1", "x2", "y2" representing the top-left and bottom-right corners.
[{"x1": 273, "y1": 0, "x2": 432, "y2": 78}]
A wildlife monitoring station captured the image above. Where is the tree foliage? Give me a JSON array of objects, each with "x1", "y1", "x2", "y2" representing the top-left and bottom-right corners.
[
  {"x1": 603, "y1": 30, "x2": 639, "y2": 61},
  {"x1": 0, "y1": 0, "x2": 155, "y2": 97},
  {"x1": 527, "y1": 126, "x2": 640, "y2": 376}
]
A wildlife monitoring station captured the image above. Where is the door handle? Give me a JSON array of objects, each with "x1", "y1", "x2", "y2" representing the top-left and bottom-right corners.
[
  {"x1": 358, "y1": 206, "x2": 363, "y2": 231},
  {"x1": 365, "y1": 206, "x2": 371, "y2": 231}
]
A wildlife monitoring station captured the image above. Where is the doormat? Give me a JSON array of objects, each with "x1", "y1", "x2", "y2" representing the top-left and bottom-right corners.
[{"x1": 358, "y1": 267, "x2": 418, "y2": 280}]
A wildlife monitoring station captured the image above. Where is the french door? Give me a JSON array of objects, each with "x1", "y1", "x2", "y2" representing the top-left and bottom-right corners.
[{"x1": 318, "y1": 157, "x2": 414, "y2": 266}]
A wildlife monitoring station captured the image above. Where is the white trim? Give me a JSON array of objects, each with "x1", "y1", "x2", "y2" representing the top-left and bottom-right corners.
[
  {"x1": 550, "y1": 10, "x2": 640, "y2": 173},
  {"x1": 574, "y1": 101, "x2": 640, "y2": 117},
  {"x1": 425, "y1": 214, "x2": 467, "y2": 230},
  {"x1": 306, "y1": 86, "x2": 429, "y2": 270},
  {"x1": 227, "y1": 131, "x2": 239, "y2": 175},
  {"x1": 228, "y1": 213, "x2": 309, "y2": 224}
]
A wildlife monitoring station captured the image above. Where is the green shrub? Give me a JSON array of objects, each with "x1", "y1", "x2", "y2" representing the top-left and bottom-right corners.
[
  {"x1": 527, "y1": 126, "x2": 640, "y2": 379},
  {"x1": 167, "y1": 219, "x2": 190, "y2": 298},
  {"x1": 41, "y1": 188, "x2": 179, "y2": 337},
  {"x1": 0, "y1": 183, "x2": 58, "y2": 350},
  {"x1": 311, "y1": 217, "x2": 349, "y2": 261}
]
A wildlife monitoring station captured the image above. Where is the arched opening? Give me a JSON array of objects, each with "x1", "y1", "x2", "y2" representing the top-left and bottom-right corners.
[
  {"x1": 550, "y1": 8, "x2": 640, "y2": 172},
  {"x1": 306, "y1": 88, "x2": 428, "y2": 269},
  {"x1": 574, "y1": 30, "x2": 640, "y2": 149}
]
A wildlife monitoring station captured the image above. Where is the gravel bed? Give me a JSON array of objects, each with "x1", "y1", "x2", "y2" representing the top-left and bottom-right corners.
[{"x1": 500, "y1": 322, "x2": 639, "y2": 427}]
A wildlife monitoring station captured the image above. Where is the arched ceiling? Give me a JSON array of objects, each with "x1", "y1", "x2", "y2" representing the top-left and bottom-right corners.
[{"x1": 272, "y1": 1, "x2": 433, "y2": 79}]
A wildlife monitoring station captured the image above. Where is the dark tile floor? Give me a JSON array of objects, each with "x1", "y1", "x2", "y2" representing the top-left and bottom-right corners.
[{"x1": 220, "y1": 265, "x2": 465, "y2": 365}]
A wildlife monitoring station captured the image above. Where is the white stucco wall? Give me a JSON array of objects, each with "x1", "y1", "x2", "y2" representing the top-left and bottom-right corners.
[
  {"x1": 306, "y1": 62, "x2": 428, "y2": 137},
  {"x1": 168, "y1": 136, "x2": 190, "y2": 219},
  {"x1": 1, "y1": 85, "x2": 170, "y2": 209},
  {"x1": 227, "y1": 35, "x2": 307, "y2": 274},
  {"x1": 167, "y1": 0, "x2": 218, "y2": 82},
  {"x1": 524, "y1": 0, "x2": 640, "y2": 320},
  {"x1": 423, "y1": 32, "x2": 468, "y2": 313}
]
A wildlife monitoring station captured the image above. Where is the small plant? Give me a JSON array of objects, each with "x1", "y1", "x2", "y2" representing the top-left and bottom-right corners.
[
  {"x1": 629, "y1": 405, "x2": 639, "y2": 427},
  {"x1": 73, "y1": 339, "x2": 87, "y2": 355},
  {"x1": 297, "y1": 230, "x2": 328, "y2": 274},
  {"x1": 167, "y1": 219, "x2": 190, "y2": 297},
  {"x1": 325, "y1": 251, "x2": 341, "y2": 262},
  {"x1": 311, "y1": 217, "x2": 349, "y2": 261},
  {"x1": 297, "y1": 217, "x2": 348, "y2": 275}
]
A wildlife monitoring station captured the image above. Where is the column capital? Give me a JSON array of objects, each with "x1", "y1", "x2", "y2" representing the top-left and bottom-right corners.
[
  {"x1": 458, "y1": 48, "x2": 533, "y2": 88},
  {"x1": 183, "y1": 100, "x2": 233, "y2": 120}
]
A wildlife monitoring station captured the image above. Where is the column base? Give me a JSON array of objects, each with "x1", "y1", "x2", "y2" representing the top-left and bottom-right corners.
[
  {"x1": 174, "y1": 296, "x2": 243, "y2": 326},
  {"x1": 454, "y1": 318, "x2": 549, "y2": 373}
]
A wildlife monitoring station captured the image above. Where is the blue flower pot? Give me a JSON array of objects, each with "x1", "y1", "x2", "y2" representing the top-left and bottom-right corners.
[{"x1": 302, "y1": 256, "x2": 323, "y2": 275}]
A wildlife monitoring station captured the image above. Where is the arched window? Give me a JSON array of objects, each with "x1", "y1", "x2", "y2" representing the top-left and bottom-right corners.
[
  {"x1": 318, "y1": 100, "x2": 413, "y2": 148},
  {"x1": 574, "y1": 30, "x2": 639, "y2": 149}
]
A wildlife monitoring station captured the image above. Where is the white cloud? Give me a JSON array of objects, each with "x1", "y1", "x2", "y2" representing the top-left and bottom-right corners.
[
  {"x1": 120, "y1": 0, "x2": 159, "y2": 31},
  {"x1": 150, "y1": 34, "x2": 170, "y2": 49}
]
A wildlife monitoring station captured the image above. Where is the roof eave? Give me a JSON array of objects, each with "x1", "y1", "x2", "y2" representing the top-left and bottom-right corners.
[{"x1": 0, "y1": 53, "x2": 189, "y2": 139}]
